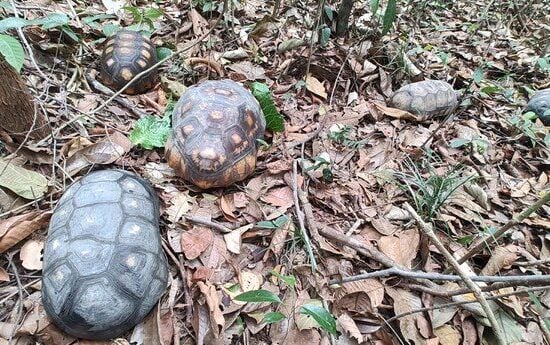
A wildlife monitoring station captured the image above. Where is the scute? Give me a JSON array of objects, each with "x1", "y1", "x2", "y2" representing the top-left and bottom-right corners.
[
  {"x1": 42, "y1": 169, "x2": 168, "y2": 340},
  {"x1": 526, "y1": 88, "x2": 550, "y2": 125},
  {"x1": 165, "y1": 79, "x2": 266, "y2": 188}
]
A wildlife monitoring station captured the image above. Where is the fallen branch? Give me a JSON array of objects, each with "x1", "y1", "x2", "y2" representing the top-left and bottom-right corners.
[
  {"x1": 183, "y1": 215, "x2": 232, "y2": 234},
  {"x1": 403, "y1": 202, "x2": 506, "y2": 345},
  {"x1": 406, "y1": 280, "x2": 550, "y2": 297},
  {"x1": 328, "y1": 267, "x2": 550, "y2": 285},
  {"x1": 385, "y1": 285, "x2": 550, "y2": 324},
  {"x1": 457, "y1": 191, "x2": 550, "y2": 265}
]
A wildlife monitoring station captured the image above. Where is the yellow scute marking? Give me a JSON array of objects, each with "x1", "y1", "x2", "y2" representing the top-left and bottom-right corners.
[{"x1": 120, "y1": 68, "x2": 134, "y2": 81}]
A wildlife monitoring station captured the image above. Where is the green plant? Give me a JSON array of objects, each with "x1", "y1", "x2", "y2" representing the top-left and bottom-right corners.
[
  {"x1": 328, "y1": 124, "x2": 367, "y2": 149},
  {"x1": 129, "y1": 102, "x2": 174, "y2": 149},
  {"x1": 0, "y1": 12, "x2": 75, "y2": 71},
  {"x1": 305, "y1": 155, "x2": 333, "y2": 182},
  {"x1": 370, "y1": 0, "x2": 398, "y2": 34},
  {"x1": 390, "y1": 157, "x2": 475, "y2": 221},
  {"x1": 123, "y1": 6, "x2": 163, "y2": 32},
  {"x1": 450, "y1": 136, "x2": 490, "y2": 155},
  {"x1": 250, "y1": 82, "x2": 285, "y2": 133},
  {"x1": 509, "y1": 111, "x2": 550, "y2": 147}
]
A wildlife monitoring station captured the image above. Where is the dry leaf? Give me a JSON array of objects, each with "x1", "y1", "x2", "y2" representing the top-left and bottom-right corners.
[
  {"x1": 224, "y1": 224, "x2": 254, "y2": 254},
  {"x1": 0, "y1": 159, "x2": 49, "y2": 200},
  {"x1": 197, "y1": 282, "x2": 224, "y2": 338},
  {"x1": 433, "y1": 325, "x2": 462, "y2": 345},
  {"x1": 181, "y1": 227, "x2": 213, "y2": 260},
  {"x1": 20, "y1": 240, "x2": 44, "y2": 271},
  {"x1": 378, "y1": 229, "x2": 420, "y2": 268},
  {"x1": 481, "y1": 245, "x2": 518, "y2": 276},
  {"x1": 372, "y1": 101, "x2": 421, "y2": 121},
  {"x1": 64, "y1": 132, "x2": 133, "y2": 176},
  {"x1": 0, "y1": 266, "x2": 9, "y2": 282},
  {"x1": 260, "y1": 186, "x2": 294, "y2": 209},
  {"x1": 0, "y1": 211, "x2": 51, "y2": 253},
  {"x1": 220, "y1": 194, "x2": 236, "y2": 221},
  {"x1": 227, "y1": 61, "x2": 266, "y2": 80},
  {"x1": 166, "y1": 191, "x2": 194, "y2": 223},
  {"x1": 337, "y1": 313, "x2": 363, "y2": 343},
  {"x1": 305, "y1": 74, "x2": 327, "y2": 99}
]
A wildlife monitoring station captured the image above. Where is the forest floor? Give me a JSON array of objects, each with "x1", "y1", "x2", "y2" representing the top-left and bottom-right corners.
[{"x1": 0, "y1": 0, "x2": 549, "y2": 344}]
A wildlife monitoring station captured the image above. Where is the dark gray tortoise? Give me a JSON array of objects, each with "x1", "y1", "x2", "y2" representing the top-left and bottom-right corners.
[
  {"x1": 389, "y1": 80, "x2": 458, "y2": 119},
  {"x1": 165, "y1": 79, "x2": 265, "y2": 189},
  {"x1": 526, "y1": 88, "x2": 550, "y2": 126},
  {"x1": 42, "y1": 170, "x2": 168, "y2": 340}
]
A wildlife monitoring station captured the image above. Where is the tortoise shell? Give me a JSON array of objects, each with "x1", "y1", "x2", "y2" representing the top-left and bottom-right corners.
[
  {"x1": 42, "y1": 170, "x2": 168, "y2": 340},
  {"x1": 99, "y1": 30, "x2": 158, "y2": 95},
  {"x1": 165, "y1": 79, "x2": 265, "y2": 189},
  {"x1": 389, "y1": 80, "x2": 458, "y2": 119},
  {"x1": 526, "y1": 88, "x2": 550, "y2": 125}
]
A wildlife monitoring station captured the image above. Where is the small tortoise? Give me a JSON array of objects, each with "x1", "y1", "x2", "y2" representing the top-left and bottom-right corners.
[
  {"x1": 526, "y1": 89, "x2": 550, "y2": 126},
  {"x1": 389, "y1": 80, "x2": 458, "y2": 119},
  {"x1": 42, "y1": 170, "x2": 168, "y2": 340},
  {"x1": 165, "y1": 79, "x2": 265, "y2": 189},
  {"x1": 99, "y1": 30, "x2": 158, "y2": 95}
]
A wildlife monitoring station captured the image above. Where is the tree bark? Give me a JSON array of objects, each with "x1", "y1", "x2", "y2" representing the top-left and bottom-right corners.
[
  {"x1": 336, "y1": 0, "x2": 354, "y2": 37},
  {"x1": 0, "y1": 55, "x2": 49, "y2": 140}
]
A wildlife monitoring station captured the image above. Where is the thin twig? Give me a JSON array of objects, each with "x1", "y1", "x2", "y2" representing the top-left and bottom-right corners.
[
  {"x1": 328, "y1": 267, "x2": 550, "y2": 285},
  {"x1": 183, "y1": 215, "x2": 232, "y2": 234},
  {"x1": 7, "y1": 253, "x2": 25, "y2": 342},
  {"x1": 385, "y1": 285, "x2": 550, "y2": 324},
  {"x1": 457, "y1": 191, "x2": 550, "y2": 265},
  {"x1": 293, "y1": 160, "x2": 317, "y2": 272},
  {"x1": 406, "y1": 280, "x2": 550, "y2": 297},
  {"x1": 404, "y1": 202, "x2": 506, "y2": 345}
]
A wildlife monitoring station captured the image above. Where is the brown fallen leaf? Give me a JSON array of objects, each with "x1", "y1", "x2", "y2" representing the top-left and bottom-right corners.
[
  {"x1": 197, "y1": 282, "x2": 224, "y2": 338},
  {"x1": 378, "y1": 229, "x2": 420, "y2": 268},
  {"x1": 433, "y1": 325, "x2": 462, "y2": 345},
  {"x1": 181, "y1": 226, "x2": 213, "y2": 260},
  {"x1": 0, "y1": 211, "x2": 51, "y2": 253},
  {"x1": 219, "y1": 194, "x2": 237, "y2": 222},
  {"x1": 480, "y1": 245, "x2": 518, "y2": 276},
  {"x1": 305, "y1": 74, "x2": 327, "y2": 99},
  {"x1": 166, "y1": 190, "x2": 195, "y2": 224},
  {"x1": 20, "y1": 239, "x2": 44, "y2": 271},
  {"x1": 337, "y1": 313, "x2": 364, "y2": 343},
  {"x1": 227, "y1": 61, "x2": 266, "y2": 81},
  {"x1": 0, "y1": 266, "x2": 9, "y2": 282},
  {"x1": 260, "y1": 186, "x2": 294, "y2": 209},
  {"x1": 63, "y1": 132, "x2": 133, "y2": 176},
  {"x1": 372, "y1": 101, "x2": 422, "y2": 121}
]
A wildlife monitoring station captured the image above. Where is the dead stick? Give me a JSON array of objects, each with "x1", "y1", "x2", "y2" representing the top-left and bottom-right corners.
[
  {"x1": 404, "y1": 202, "x2": 506, "y2": 345},
  {"x1": 385, "y1": 285, "x2": 550, "y2": 324},
  {"x1": 329, "y1": 267, "x2": 550, "y2": 285},
  {"x1": 457, "y1": 191, "x2": 550, "y2": 265}
]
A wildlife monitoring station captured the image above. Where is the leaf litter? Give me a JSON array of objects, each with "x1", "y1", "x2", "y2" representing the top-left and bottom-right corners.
[{"x1": 0, "y1": 0, "x2": 549, "y2": 344}]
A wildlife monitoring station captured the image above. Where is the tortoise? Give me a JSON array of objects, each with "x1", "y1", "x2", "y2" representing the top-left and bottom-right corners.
[
  {"x1": 99, "y1": 29, "x2": 158, "y2": 95},
  {"x1": 525, "y1": 88, "x2": 550, "y2": 126},
  {"x1": 42, "y1": 170, "x2": 168, "y2": 340},
  {"x1": 389, "y1": 80, "x2": 458, "y2": 119},
  {"x1": 165, "y1": 79, "x2": 266, "y2": 189}
]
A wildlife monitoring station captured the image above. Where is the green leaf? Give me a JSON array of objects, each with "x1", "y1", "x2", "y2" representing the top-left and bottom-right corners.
[
  {"x1": 0, "y1": 159, "x2": 49, "y2": 199},
  {"x1": 271, "y1": 270, "x2": 296, "y2": 288},
  {"x1": 250, "y1": 82, "x2": 284, "y2": 133},
  {"x1": 323, "y1": 6, "x2": 333, "y2": 21},
  {"x1": 144, "y1": 8, "x2": 163, "y2": 21},
  {"x1": 473, "y1": 68, "x2": 484, "y2": 84},
  {"x1": 103, "y1": 23, "x2": 119, "y2": 37},
  {"x1": 156, "y1": 47, "x2": 173, "y2": 60},
  {"x1": 123, "y1": 6, "x2": 142, "y2": 22},
  {"x1": 382, "y1": 0, "x2": 397, "y2": 35},
  {"x1": 129, "y1": 115, "x2": 171, "y2": 149},
  {"x1": 299, "y1": 304, "x2": 338, "y2": 335},
  {"x1": 449, "y1": 138, "x2": 470, "y2": 148},
  {"x1": 36, "y1": 13, "x2": 69, "y2": 29},
  {"x1": 235, "y1": 289, "x2": 281, "y2": 303},
  {"x1": 262, "y1": 312, "x2": 286, "y2": 324},
  {"x1": 320, "y1": 27, "x2": 331, "y2": 47},
  {"x1": 61, "y1": 26, "x2": 80, "y2": 42},
  {"x1": 370, "y1": 0, "x2": 380, "y2": 13},
  {"x1": 536, "y1": 57, "x2": 549, "y2": 72},
  {"x1": 256, "y1": 215, "x2": 289, "y2": 229},
  {"x1": 0, "y1": 2, "x2": 11, "y2": 9},
  {"x1": 0, "y1": 17, "x2": 30, "y2": 32},
  {"x1": 82, "y1": 14, "x2": 117, "y2": 25},
  {"x1": 0, "y1": 34, "x2": 24, "y2": 72}
]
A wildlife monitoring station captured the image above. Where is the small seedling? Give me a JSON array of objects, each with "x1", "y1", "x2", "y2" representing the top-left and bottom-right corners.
[
  {"x1": 328, "y1": 124, "x2": 367, "y2": 149},
  {"x1": 450, "y1": 136, "x2": 489, "y2": 155},
  {"x1": 509, "y1": 111, "x2": 550, "y2": 147}
]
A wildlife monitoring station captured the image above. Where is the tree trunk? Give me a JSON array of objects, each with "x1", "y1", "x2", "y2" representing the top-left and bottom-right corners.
[
  {"x1": 336, "y1": 0, "x2": 354, "y2": 37},
  {"x1": 0, "y1": 55, "x2": 49, "y2": 140}
]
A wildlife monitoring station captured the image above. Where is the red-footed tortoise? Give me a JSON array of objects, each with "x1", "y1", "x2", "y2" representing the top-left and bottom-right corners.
[
  {"x1": 99, "y1": 30, "x2": 158, "y2": 95},
  {"x1": 389, "y1": 80, "x2": 458, "y2": 119},
  {"x1": 165, "y1": 79, "x2": 266, "y2": 189}
]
